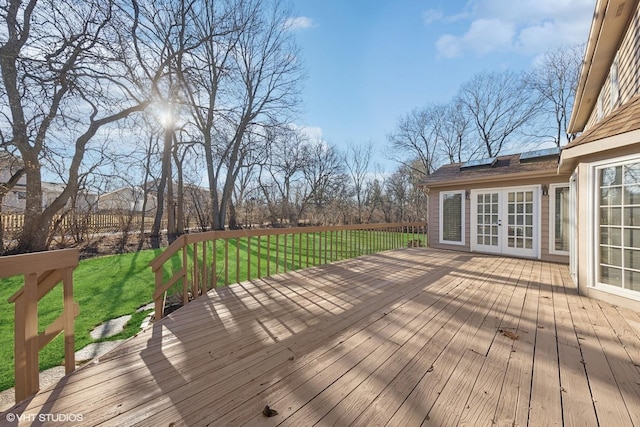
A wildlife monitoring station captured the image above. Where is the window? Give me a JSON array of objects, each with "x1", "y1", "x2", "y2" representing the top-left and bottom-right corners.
[
  {"x1": 597, "y1": 159, "x2": 640, "y2": 294},
  {"x1": 550, "y1": 184, "x2": 570, "y2": 255},
  {"x1": 610, "y1": 55, "x2": 620, "y2": 108},
  {"x1": 440, "y1": 191, "x2": 464, "y2": 245},
  {"x1": 597, "y1": 91, "x2": 604, "y2": 121}
]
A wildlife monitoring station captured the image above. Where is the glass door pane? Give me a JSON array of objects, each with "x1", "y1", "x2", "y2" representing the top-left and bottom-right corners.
[
  {"x1": 506, "y1": 190, "x2": 535, "y2": 251},
  {"x1": 474, "y1": 192, "x2": 500, "y2": 251},
  {"x1": 598, "y1": 162, "x2": 640, "y2": 293}
]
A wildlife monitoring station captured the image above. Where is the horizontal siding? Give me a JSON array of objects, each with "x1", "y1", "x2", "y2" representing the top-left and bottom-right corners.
[
  {"x1": 584, "y1": 2, "x2": 640, "y2": 132},
  {"x1": 426, "y1": 175, "x2": 570, "y2": 264},
  {"x1": 618, "y1": 8, "x2": 640, "y2": 104}
]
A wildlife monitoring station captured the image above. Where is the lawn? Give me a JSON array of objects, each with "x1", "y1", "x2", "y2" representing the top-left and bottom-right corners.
[
  {"x1": 0, "y1": 229, "x2": 424, "y2": 392},
  {"x1": 0, "y1": 248, "x2": 163, "y2": 392}
]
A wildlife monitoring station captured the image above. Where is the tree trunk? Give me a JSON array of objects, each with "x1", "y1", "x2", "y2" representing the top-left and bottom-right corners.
[
  {"x1": 228, "y1": 199, "x2": 239, "y2": 229},
  {"x1": 151, "y1": 128, "x2": 173, "y2": 248},
  {"x1": 174, "y1": 148, "x2": 185, "y2": 235},
  {"x1": 15, "y1": 152, "x2": 47, "y2": 253}
]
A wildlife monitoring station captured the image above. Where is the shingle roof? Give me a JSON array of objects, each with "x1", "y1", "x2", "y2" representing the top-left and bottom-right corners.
[
  {"x1": 565, "y1": 94, "x2": 640, "y2": 149},
  {"x1": 420, "y1": 152, "x2": 560, "y2": 188}
]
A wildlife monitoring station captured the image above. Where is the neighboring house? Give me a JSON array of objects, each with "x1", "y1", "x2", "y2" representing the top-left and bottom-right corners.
[
  {"x1": 97, "y1": 187, "x2": 157, "y2": 213},
  {"x1": 3, "y1": 181, "x2": 97, "y2": 213},
  {"x1": 422, "y1": 0, "x2": 640, "y2": 311},
  {"x1": 1, "y1": 154, "x2": 97, "y2": 212},
  {"x1": 143, "y1": 179, "x2": 214, "y2": 222},
  {"x1": 41, "y1": 182, "x2": 98, "y2": 212},
  {"x1": 0, "y1": 154, "x2": 26, "y2": 212},
  {"x1": 559, "y1": 0, "x2": 640, "y2": 309},
  {"x1": 420, "y1": 149, "x2": 571, "y2": 264}
]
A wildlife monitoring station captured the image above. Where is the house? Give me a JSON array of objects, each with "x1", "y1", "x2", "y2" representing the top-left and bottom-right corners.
[
  {"x1": 0, "y1": 153, "x2": 25, "y2": 212},
  {"x1": 97, "y1": 187, "x2": 157, "y2": 213},
  {"x1": 420, "y1": 149, "x2": 571, "y2": 264},
  {"x1": 1, "y1": 155, "x2": 97, "y2": 213},
  {"x1": 422, "y1": 0, "x2": 640, "y2": 311},
  {"x1": 558, "y1": 0, "x2": 640, "y2": 309}
]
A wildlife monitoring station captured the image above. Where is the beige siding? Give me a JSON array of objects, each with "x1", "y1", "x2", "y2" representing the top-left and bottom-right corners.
[
  {"x1": 427, "y1": 175, "x2": 570, "y2": 263},
  {"x1": 585, "y1": 2, "x2": 640, "y2": 131},
  {"x1": 618, "y1": 10, "x2": 640, "y2": 102},
  {"x1": 429, "y1": 176, "x2": 569, "y2": 263}
]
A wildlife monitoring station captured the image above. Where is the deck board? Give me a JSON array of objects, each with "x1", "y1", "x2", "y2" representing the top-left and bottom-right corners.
[
  {"x1": 494, "y1": 260, "x2": 540, "y2": 426},
  {"x1": 2, "y1": 248, "x2": 640, "y2": 427},
  {"x1": 553, "y1": 265, "x2": 599, "y2": 426}
]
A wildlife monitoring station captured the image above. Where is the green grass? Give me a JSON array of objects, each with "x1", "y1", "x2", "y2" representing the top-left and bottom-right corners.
[
  {"x1": 0, "y1": 248, "x2": 163, "y2": 392},
  {"x1": 178, "y1": 230, "x2": 423, "y2": 287},
  {"x1": 0, "y1": 229, "x2": 425, "y2": 392}
]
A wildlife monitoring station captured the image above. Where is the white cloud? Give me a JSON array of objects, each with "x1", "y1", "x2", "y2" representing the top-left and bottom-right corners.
[
  {"x1": 291, "y1": 124, "x2": 324, "y2": 142},
  {"x1": 465, "y1": 19, "x2": 515, "y2": 55},
  {"x1": 422, "y1": 7, "x2": 471, "y2": 25},
  {"x1": 517, "y1": 21, "x2": 559, "y2": 54},
  {"x1": 423, "y1": 9, "x2": 444, "y2": 25},
  {"x1": 436, "y1": 35, "x2": 463, "y2": 58},
  {"x1": 437, "y1": 19, "x2": 515, "y2": 58},
  {"x1": 433, "y1": 0, "x2": 593, "y2": 58},
  {"x1": 285, "y1": 16, "x2": 317, "y2": 31},
  {"x1": 300, "y1": 125, "x2": 323, "y2": 141}
]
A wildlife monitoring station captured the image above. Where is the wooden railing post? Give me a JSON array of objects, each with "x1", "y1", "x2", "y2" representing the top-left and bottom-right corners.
[
  {"x1": 149, "y1": 223, "x2": 427, "y2": 318},
  {"x1": 62, "y1": 267, "x2": 76, "y2": 375},
  {"x1": 2, "y1": 248, "x2": 80, "y2": 404},
  {"x1": 23, "y1": 272, "x2": 39, "y2": 402}
]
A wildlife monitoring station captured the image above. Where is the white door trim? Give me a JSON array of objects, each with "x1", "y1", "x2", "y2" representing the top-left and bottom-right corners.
[{"x1": 470, "y1": 185, "x2": 541, "y2": 259}]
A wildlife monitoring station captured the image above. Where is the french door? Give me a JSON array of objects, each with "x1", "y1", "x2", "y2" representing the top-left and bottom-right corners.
[{"x1": 471, "y1": 186, "x2": 539, "y2": 258}]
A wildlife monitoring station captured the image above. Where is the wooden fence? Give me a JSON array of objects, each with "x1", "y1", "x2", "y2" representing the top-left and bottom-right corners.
[
  {"x1": 1, "y1": 213, "x2": 168, "y2": 237},
  {"x1": 149, "y1": 222, "x2": 427, "y2": 320},
  {"x1": 1, "y1": 249, "x2": 79, "y2": 403}
]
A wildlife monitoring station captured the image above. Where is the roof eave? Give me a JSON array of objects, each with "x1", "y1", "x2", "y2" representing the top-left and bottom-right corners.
[
  {"x1": 420, "y1": 168, "x2": 566, "y2": 190},
  {"x1": 568, "y1": 0, "x2": 637, "y2": 133}
]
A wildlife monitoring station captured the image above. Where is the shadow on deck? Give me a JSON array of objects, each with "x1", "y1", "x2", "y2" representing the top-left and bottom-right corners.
[{"x1": 2, "y1": 248, "x2": 640, "y2": 426}]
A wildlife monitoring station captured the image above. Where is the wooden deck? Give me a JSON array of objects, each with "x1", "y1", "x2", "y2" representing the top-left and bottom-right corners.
[{"x1": 2, "y1": 248, "x2": 640, "y2": 426}]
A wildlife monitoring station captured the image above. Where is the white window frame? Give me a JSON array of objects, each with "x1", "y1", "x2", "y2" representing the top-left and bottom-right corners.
[
  {"x1": 439, "y1": 190, "x2": 465, "y2": 246},
  {"x1": 570, "y1": 173, "x2": 578, "y2": 283},
  {"x1": 597, "y1": 91, "x2": 604, "y2": 121},
  {"x1": 589, "y1": 154, "x2": 640, "y2": 301},
  {"x1": 549, "y1": 183, "x2": 570, "y2": 256},
  {"x1": 610, "y1": 54, "x2": 620, "y2": 109}
]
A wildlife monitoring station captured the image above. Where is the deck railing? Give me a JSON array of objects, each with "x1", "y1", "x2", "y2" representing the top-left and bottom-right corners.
[
  {"x1": 149, "y1": 222, "x2": 427, "y2": 320},
  {"x1": 1, "y1": 248, "x2": 79, "y2": 403}
]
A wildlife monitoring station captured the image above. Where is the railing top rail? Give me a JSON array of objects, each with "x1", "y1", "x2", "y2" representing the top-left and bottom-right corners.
[
  {"x1": 149, "y1": 222, "x2": 426, "y2": 272},
  {"x1": 0, "y1": 248, "x2": 79, "y2": 280}
]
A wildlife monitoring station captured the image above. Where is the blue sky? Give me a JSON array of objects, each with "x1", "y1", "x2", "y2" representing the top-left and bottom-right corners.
[{"x1": 288, "y1": 0, "x2": 595, "y2": 170}]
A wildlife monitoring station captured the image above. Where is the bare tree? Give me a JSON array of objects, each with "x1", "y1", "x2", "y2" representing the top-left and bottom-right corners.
[
  {"x1": 258, "y1": 125, "x2": 310, "y2": 225},
  {"x1": 126, "y1": 0, "x2": 206, "y2": 245},
  {"x1": 0, "y1": 151, "x2": 25, "y2": 252},
  {"x1": 387, "y1": 106, "x2": 442, "y2": 178},
  {"x1": 529, "y1": 45, "x2": 583, "y2": 145},
  {"x1": 384, "y1": 162, "x2": 427, "y2": 222},
  {"x1": 458, "y1": 70, "x2": 541, "y2": 158},
  {"x1": 434, "y1": 100, "x2": 476, "y2": 163},
  {"x1": 345, "y1": 142, "x2": 372, "y2": 224},
  {"x1": 300, "y1": 141, "x2": 348, "y2": 224},
  {"x1": 175, "y1": 0, "x2": 240, "y2": 231},
  {"x1": 178, "y1": 0, "x2": 303, "y2": 230},
  {"x1": 213, "y1": 0, "x2": 303, "y2": 230},
  {"x1": 0, "y1": 0, "x2": 150, "y2": 253},
  {"x1": 363, "y1": 177, "x2": 384, "y2": 223}
]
